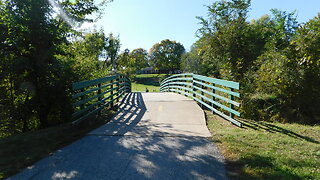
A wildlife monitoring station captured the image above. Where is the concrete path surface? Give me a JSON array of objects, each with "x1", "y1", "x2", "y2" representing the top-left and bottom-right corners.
[{"x1": 9, "y1": 92, "x2": 227, "y2": 180}]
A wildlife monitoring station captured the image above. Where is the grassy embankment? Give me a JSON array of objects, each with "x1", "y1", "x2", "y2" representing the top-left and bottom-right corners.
[
  {"x1": 0, "y1": 109, "x2": 116, "y2": 179},
  {"x1": 206, "y1": 111, "x2": 320, "y2": 180},
  {"x1": 131, "y1": 74, "x2": 170, "y2": 92}
]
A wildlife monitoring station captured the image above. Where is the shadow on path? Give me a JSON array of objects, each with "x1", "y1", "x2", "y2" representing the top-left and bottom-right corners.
[{"x1": 9, "y1": 92, "x2": 226, "y2": 180}]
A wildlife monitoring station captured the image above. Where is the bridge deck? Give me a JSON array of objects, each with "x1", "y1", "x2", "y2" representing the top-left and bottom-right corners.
[
  {"x1": 9, "y1": 92, "x2": 227, "y2": 180},
  {"x1": 90, "y1": 92, "x2": 212, "y2": 137}
]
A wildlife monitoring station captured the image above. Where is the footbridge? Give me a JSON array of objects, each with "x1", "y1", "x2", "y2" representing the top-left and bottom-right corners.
[{"x1": 10, "y1": 73, "x2": 241, "y2": 180}]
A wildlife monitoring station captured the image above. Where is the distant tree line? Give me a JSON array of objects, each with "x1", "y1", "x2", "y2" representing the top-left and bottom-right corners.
[
  {"x1": 181, "y1": 0, "x2": 320, "y2": 124},
  {"x1": 117, "y1": 39, "x2": 185, "y2": 77}
]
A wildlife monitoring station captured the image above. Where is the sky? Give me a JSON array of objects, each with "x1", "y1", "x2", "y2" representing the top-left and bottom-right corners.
[{"x1": 87, "y1": 0, "x2": 320, "y2": 52}]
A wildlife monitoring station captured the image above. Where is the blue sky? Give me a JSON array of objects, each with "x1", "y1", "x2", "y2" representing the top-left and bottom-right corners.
[{"x1": 92, "y1": 0, "x2": 320, "y2": 52}]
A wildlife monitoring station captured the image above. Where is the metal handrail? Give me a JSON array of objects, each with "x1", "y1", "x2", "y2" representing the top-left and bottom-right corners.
[
  {"x1": 71, "y1": 74, "x2": 131, "y2": 124},
  {"x1": 160, "y1": 73, "x2": 241, "y2": 127}
]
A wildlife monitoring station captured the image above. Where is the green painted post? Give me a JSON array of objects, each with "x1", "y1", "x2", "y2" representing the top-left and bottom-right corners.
[
  {"x1": 230, "y1": 88, "x2": 235, "y2": 119},
  {"x1": 178, "y1": 76, "x2": 181, "y2": 95},
  {"x1": 201, "y1": 82, "x2": 204, "y2": 109},
  {"x1": 212, "y1": 83, "x2": 215, "y2": 113},
  {"x1": 116, "y1": 75, "x2": 120, "y2": 103},
  {"x1": 192, "y1": 75, "x2": 196, "y2": 100},
  {"x1": 118, "y1": 75, "x2": 122, "y2": 96},
  {"x1": 184, "y1": 74, "x2": 187, "y2": 97},
  {"x1": 97, "y1": 83, "x2": 102, "y2": 116},
  {"x1": 110, "y1": 79, "x2": 114, "y2": 108}
]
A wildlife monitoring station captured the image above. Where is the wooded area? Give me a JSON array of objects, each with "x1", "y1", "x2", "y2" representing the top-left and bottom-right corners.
[
  {"x1": 0, "y1": 0, "x2": 319, "y2": 138},
  {"x1": 182, "y1": 0, "x2": 320, "y2": 125}
]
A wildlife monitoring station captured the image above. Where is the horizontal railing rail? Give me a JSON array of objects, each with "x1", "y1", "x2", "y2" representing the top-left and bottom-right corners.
[
  {"x1": 71, "y1": 74, "x2": 131, "y2": 124},
  {"x1": 160, "y1": 73, "x2": 241, "y2": 127}
]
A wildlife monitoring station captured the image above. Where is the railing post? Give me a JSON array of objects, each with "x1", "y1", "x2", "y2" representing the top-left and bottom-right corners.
[
  {"x1": 201, "y1": 82, "x2": 204, "y2": 109},
  {"x1": 212, "y1": 83, "x2": 215, "y2": 114},
  {"x1": 192, "y1": 74, "x2": 196, "y2": 100},
  {"x1": 230, "y1": 88, "x2": 235, "y2": 119},
  {"x1": 184, "y1": 74, "x2": 187, "y2": 97},
  {"x1": 178, "y1": 76, "x2": 181, "y2": 95},
  {"x1": 97, "y1": 83, "x2": 102, "y2": 116},
  {"x1": 116, "y1": 75, "x2": 120, "y2": 103},
  {"x1": 110, "y1": 79, "x2": 114, "y2": 108}
]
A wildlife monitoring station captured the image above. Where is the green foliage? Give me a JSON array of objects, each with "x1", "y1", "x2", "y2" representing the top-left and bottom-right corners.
[
  {"x1": 103, "y1": 33, "x2": 120, "y2": 70},
  {"x1": 57, "y1": 31, "x2": 109, "y2": 81},
  {"x1": 181, "y1": 44, "x2": 206, "y2": 74},
  {"x1": 0, "y1": 0, "x2": 110, "y2": 137},
  {"x1": 130, "y1": 48, "x2": 149, "y2": 70},
  {"x1": 184, "y1": 0, "x2": 319, "y2": 124},
  {"x1": 149, "y1": 39, "x2": 185, "y2": 71},
  {"x1": 196, "y1": 0, "x2": 259, "y2": 80},
  {"x1": 117, "y1": 48, "x2": 149, "y2": 77}
]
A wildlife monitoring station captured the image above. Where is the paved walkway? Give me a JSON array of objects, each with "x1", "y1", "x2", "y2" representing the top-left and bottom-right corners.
[{"x1": 9, "y1": 92, "x2": 227, "y2": 180}]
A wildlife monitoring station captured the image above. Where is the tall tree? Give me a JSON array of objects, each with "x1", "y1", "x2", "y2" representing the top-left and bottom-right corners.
[
  {"x1": 117, "y1": 48, "x2": 149, "y2": 75},
  {"x1": 0, "y1": 0, "x2": 109, "y2": 135},
  {"x1": 103, "y1": 33, "x2": 120, "y2": 70},
  {"x1": 197, "y1": 0, "x2": 252, "y2": 80},
  {"x1": 289, "y1": 14, "x2": 320, "y2": 123},
  {"x1": 130, "y1": 48, "x2": 149, "y2": 70},
  {"x1": 149, "y1": 39, "x2": 185, "y2": 71}
]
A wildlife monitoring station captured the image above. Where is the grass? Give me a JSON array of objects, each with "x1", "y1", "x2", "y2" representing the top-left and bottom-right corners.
[
  {"x1": 206, "y1": 111, "x2": 320, "y2": 180},
  {"x1": 0, "y1": 108, "x2": 116, "y2": 180},
  {"x1": 131, "y1": 74, "x2": 170, "y2": 92}
]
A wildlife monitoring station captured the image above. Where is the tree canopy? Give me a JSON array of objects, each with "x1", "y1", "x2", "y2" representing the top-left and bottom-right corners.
[
  {"x1": 149, "y1": 39, "x2": 185, "y2": 71},
  {"x1": 0, "y1": 0, "x2": 111, "y2": 137},
  {"x1": 182, "y1": 0, "x2": 320, "y2": 124}
]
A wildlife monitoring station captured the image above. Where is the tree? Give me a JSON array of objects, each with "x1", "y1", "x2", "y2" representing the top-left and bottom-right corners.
[
  {"x1": 103, "y1": 33, "x2": 120, "y2": 70},
  {"x1": 181, "y1": 44, "x2": 204, "y2": 74},
  {"x1": 57, "y1": 31, "x2": 109, "y2": 81},
  {"x1": 149, "y1": 39, "x2": 185, "y2": 71},
  {"x1": 197, "y1": 0, "x2": 253, "y2": 80},
  {"x1": 117, "y1": 48, "x2": 148, "y2": 76},
  {"x1": 130, "y1": 48, "x2": 149, "y2": 70},
  {"x1": 288, "y1": 14, "x2": 320, "y2": 123},
  {"x1": 117, "y1": 49, "x2": 132, "y2": 73},
  {"x1": 0, "y1": 0, "x2": 109, "y2": 136},
  {"x1": 194, "y1": 0, "x2": 320, "y2": 124}
]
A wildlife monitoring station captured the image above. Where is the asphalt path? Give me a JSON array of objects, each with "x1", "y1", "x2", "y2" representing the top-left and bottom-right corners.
[{"x1": 8, "y1": 92, "x2": 227, "y2": 180}]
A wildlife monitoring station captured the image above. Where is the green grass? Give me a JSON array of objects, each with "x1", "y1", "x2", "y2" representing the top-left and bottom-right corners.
[
  {"x1": 206, "y1": 111, "x2": 320, "y2": 180},
  {"x1": 131, "y1": 82, "x2": 160, "y2": 92},
  {"x1": 0, "y1": 109, "x2": 116, "y2": 180},
  {"x1": 131, "y1": 74, "x2": 170, "y2": 92}
]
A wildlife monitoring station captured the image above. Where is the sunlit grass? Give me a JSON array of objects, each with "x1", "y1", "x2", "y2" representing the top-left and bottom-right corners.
[
  {"x1": 131, "y1": 82, "x2": 159, "y2": 92},
  {"x1": 131, "y1": 74, "x2": 170, "y2": 92},
  {"x1": 206, "y1": 111, "x2": 320, "y2": 179}
]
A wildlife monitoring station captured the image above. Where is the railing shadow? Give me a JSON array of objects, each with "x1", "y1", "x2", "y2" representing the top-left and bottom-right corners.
[
  {"x1": 238, "y1": 118, "x2": 319, "y2": 144},
  {"x1": 9, "y1": 92, "x2": 227, "y2": 180},
  {"x1": 88, "y1": 92, "x2": 148, "y2": 136}
]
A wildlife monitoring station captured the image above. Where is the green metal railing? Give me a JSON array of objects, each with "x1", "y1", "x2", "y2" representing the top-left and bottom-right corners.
[
  {"x1": 71, "y1": 74, "x2": 131, "y2": 124},
  {"x1": 160, "y1": 73, "x2": 241, "y2": 127}
]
